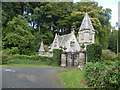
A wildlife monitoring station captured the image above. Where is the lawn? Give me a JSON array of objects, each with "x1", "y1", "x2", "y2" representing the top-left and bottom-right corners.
[{"x1": 58, "y1": 68, "x2": 88, "y2": 88}]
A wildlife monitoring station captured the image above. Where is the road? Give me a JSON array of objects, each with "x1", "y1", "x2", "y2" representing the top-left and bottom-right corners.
[{"x1": 2, "y1": 66, "x2": 65, "y2": 88}]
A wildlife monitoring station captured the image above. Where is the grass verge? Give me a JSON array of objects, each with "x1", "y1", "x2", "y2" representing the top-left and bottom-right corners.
[
  {"x1": 1, "y1": 64, "x2": 60, "y2": 67},
  {"x1": 57, "y1": 68, "x2": 87, "y2": 88}
]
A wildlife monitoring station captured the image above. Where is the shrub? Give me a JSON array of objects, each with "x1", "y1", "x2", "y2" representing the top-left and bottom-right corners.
[
  {"x1": 105, "y1": 63, "x2": 120, "y2": 88},
  {"x1": 85, "y1": 62, "x2": 120, "y2": 88},
  {"x1": 0, "y1": 51, "x2": 2, "y2": 65},
  {"x1": 86, "y1": 44, "x2": 102, "y2": 62},
  {"x1": 2, "y1": 51, "x2": 11, "y2": 64},
  {"x1": 2, "y1": 47, "x2": 20, "y2": 64},
  {"x1": 9, "y1": 54, "x2": 53, "y2": 65},
  {"x1": 53, "y1": 49, "x2": 62, "y2": 66},
  {"x1": 102, "y1": 50, "x2": 118, "y2": 60},
  {"x1": 117, "y1": 53, "x2": 120, "y2": 60},
  {"x1": 85, "y1": 62, "x2": 106, "y2": 88}
]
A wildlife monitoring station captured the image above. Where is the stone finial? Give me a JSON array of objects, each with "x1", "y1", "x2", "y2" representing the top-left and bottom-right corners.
[{"x1": 39, "y1": 41, "x2": 45, "y2": 52}]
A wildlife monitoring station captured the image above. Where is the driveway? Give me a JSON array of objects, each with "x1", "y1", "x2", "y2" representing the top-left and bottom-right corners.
[{"x1": 2, "y1": 66, "x2": 65, "y2": 88}]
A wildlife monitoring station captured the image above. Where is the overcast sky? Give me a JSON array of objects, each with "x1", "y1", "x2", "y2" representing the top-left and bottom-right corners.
[{"x1": 74, "y1": 0, "x2": 119, "y2": 27}]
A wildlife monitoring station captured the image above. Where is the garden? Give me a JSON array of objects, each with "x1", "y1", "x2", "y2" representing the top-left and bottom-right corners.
[{"x1": 58, "y1": 44, "x2": 120, "y2": 89}]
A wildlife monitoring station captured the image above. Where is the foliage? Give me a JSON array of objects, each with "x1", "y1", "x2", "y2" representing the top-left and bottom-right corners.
[
  {"x1": 2, "y1": 51, "x2": 10, "y2": 64},
  {"x1": 86, "y1": 44, "x2": 102, "y2": 62},
  {"x1": 8, "y1": 54, "x2": 53, "y2": 66},
  {"x1": 58, "y1": 69, "x2": 87, "y2": 88},
  {"x1": 2, "y1": 15, "x2": 35, "y2": 55},
  {"x1": 53, "y1": 49, "x2": 62, "y2": 66},
  {"x1": 85, "y1": 62, "x2": 106, "y2": 88},
  {"x1": 44, "y1": 45, "x2": 49, "y2": 52},
  {"x1": 85, "y1": 62, "x2": 120, "y2": 88},
  {"x1": 3, "y1": 49, "x2": 63, "y2": 66},
  {"x1": 2, "y1": 48, "x2": 19, "y2": 64},
  {"x1": 0, "y1": 51, "x2": 2, "y2": 65},
  {"x1": 117, "y1": 53, "x2": 120, "y2": 60},
  {"x1": 2, "y1": 2, "x2": 112, "y2": 53},
  {"x1": 102, "y1": 50, "x2": 118, "y2": 60},
  {"x1": 108, "y1": 29, "x2": 118, "y2": 53}
]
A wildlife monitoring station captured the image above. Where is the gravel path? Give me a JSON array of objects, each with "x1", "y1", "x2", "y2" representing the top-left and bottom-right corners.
[{"x1": 2, "y1": 66, "x2": 65, "y2": 88}]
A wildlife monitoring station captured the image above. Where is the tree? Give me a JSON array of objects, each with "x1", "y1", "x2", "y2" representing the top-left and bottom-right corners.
[
  {"x1": 2, "y1": 15, "x2": 35, "y2": 54},
  {"x1": 108, "y1": 29, "x2": 118, "y2": 53},
  {"x1": 2, "y1": 2, "x2": 112, "y2": 53}
]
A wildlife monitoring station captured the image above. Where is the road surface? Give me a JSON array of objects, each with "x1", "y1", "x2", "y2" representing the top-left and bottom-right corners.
[{"x1": 2, "y1": 66, "x2": 65, "y2": 88}]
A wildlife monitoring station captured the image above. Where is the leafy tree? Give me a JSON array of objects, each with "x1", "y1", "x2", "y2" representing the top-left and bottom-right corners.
[
  {"x1": 108, "y1": 29, "x2": 118, "y2": 53},
  {"x1": 2, "y1": 15, "x2": 34, "y2": 54},
  {"x1": 2, "y1": 2, "x2": 112, "y2": 54}
]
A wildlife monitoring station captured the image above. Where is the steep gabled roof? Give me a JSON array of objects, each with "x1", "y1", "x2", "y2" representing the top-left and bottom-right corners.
[
  {"x1": 79, "y1": 13, "x2": 95, "y2": 31},
  {"x1": 58, "y1": 33, "x2": 72, "y2": 46}
]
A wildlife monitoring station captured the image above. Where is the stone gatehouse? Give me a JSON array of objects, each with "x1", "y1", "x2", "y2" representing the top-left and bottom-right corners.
[{"x1": 39, "y1": 13, "x2": 95, "y2": 68}]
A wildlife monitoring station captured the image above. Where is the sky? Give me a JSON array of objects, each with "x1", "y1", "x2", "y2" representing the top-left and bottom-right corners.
[{"x1": 74, "y1": 0, "x2": 119, "y2": 27}]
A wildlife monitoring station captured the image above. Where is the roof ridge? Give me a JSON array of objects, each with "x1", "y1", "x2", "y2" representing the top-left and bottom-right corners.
[{"x1": 58, "y1": 33, "x2": 72, "y2": 37}]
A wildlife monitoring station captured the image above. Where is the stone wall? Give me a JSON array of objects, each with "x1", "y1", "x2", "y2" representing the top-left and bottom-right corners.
[{"x1": 38, "y1": 51, "x2": 53, "y2": 57}]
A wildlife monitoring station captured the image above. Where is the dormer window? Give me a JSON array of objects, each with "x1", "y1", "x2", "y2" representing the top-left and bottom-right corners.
[
  {"x1": 70, "y1": 41, "x2": 75, "y2": 47},
  {"x1": 81, "y1": 34, "x2": 84, "y2": 40}
]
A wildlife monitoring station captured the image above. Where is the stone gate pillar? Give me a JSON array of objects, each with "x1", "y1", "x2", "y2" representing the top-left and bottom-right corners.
[
  {"x1": 60, "y1": 53, "x2": 67, "y2": 67},
  {"x1": 78, "y1": 48, "x2": 86, "y2": 69}
]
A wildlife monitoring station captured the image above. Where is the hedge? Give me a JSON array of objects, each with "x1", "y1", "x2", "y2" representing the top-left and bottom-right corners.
[
  {"x1": 86, "y1": 44, "x2": 102, "y2": 62},
  {"x1": 9, "y1": 54, "x2": 53, "y2": 65},
  {"x1": 3, "y1": 49, "x2": 63, "y2": 66},
  {"x1": 53, "y1": 49, "x2": 62, "y2": 66},
  {"x1": 85, "y1": 62, "x2": 120, "y2": 88}
]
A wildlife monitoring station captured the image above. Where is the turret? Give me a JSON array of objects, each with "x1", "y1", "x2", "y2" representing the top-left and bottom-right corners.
[{"x1": 78, "y1": 13, "x2": 95, "y2": 46}]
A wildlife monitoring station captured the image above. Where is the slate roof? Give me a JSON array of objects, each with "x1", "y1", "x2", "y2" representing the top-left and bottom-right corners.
[
  {"x1": 79, "y1": 13, "x2": 95, "y2": 31},
  {"x1": 58, "y1": 33, "x2": 72, "y2": 46}
]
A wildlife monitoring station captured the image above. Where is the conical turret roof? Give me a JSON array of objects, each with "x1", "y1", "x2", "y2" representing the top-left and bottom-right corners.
[{"x1": 79, "y1": 13, "x2": 95, "y2": 31}]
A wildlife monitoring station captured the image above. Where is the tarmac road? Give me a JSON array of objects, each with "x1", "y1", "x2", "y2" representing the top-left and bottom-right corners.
[{"x1": 2, "y1": 66, "x2": 65, "y2": 88}]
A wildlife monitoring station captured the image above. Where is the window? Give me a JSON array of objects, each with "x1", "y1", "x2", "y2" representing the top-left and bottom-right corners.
[
  {"x1": 70, "y1": 41, "x2": 75, "y2": 47},
  {"x1": 89, "y1": 34, "x2": 92, "y2": 40},
  {"x1": 54, "y1": 41, "x2": 57, "y2": 47}
]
